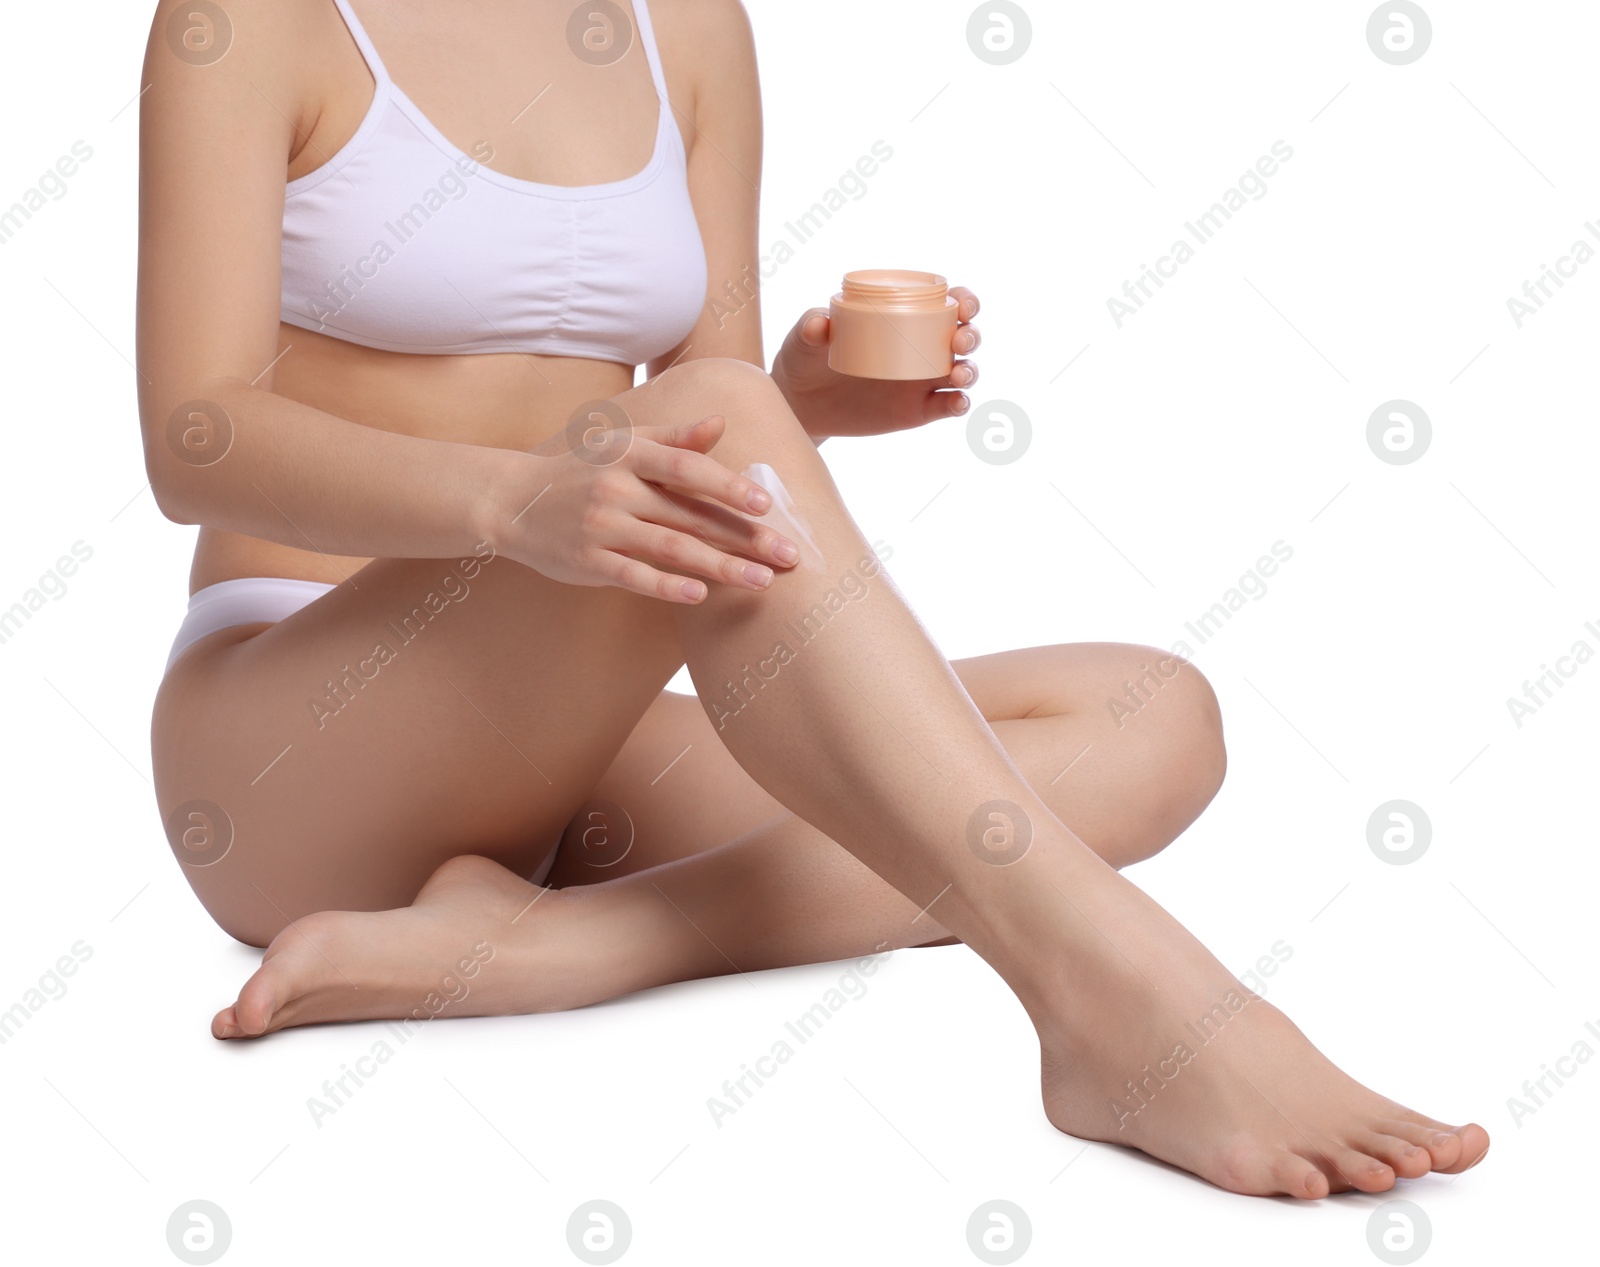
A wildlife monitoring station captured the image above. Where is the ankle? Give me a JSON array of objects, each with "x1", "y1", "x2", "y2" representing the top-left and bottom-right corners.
[{"x1": 935, "y1": 848, "x2": 1164, "y2": 1026}]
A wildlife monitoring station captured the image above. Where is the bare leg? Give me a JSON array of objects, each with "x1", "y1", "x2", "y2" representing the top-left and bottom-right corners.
[
  {"x1": 218, "y1": 640, "x2": 1227, "y2": 1018},
  {"x1": 654, "y1": 364, "x2": 1489, "y2": 1195},
  {"x1": 212, "y1": 360, "x2": 1488, "y2": 1197},
  {"x1": 537, "y1": 641, "x2": 1230, "y2": 977},
  {"x1": 551, "y1": 641, "x2": 1226, "y2": 887}
]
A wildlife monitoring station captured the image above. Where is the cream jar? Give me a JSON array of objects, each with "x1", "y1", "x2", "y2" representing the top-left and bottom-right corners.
[{"x1": 827, "y1": 269, "x2": 958, "y2": 380}]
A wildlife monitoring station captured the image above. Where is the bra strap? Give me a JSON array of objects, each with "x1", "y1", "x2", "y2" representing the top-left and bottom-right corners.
[
  {"x1": 330, "y1": 0, "x2": 393, "y2": 86},
  {"x1": 629, "y1": 0, "x2": 671, "y2": 105}
]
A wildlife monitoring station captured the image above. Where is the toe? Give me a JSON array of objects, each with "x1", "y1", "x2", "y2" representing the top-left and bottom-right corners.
[
  {"x1": 1319, "y1": 1144, "x2": 1397, "y2": 1194},
  {"x1": 1433, "y1": 1123, "x2": 1491, "y2": 1174},
  {"x1": 1375, "y1": 1117, "x2": 1463, "y2": 1172},
  {"x1": 233, "y1": 958, "x2": 300, "y2": 1037},
  {"x1": 1271, "y1": 1151, "x2": 1330, "y2": 1200},
  {"x1": 1361, "y1": 1132, "x2": 1433, "y2": 1180},
  {"x1": 1212, "y1": 1140, "x2": 1330, "y2": 1199}
]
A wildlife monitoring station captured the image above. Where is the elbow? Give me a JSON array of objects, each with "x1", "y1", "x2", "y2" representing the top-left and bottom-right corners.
[
  {"x1": 146, "y1": 459, "x2": 196, "y2": 525},
  {"x1": 143, "y1": 436, "x2": 208, "y2": 524},
  {"x1": 151, "y1": 481, "x2": 197, "y2": 526},
  {"x1": 142, "y1": 437, "x2": 192, "y2": 523},
  {"x1": 141, "y1": 389, "x2": 240, "y2": 525}
]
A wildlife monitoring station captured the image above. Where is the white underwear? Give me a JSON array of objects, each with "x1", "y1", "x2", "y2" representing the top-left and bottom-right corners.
[{"x1": 164, "y1": 576, "x2": 338, "y2": 676}]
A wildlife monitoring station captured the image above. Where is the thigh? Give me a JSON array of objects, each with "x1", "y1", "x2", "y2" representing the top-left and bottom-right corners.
[
  {"x1": 547, "y1": 641, "x2": 1225, "y2": 885},
  {"x1": 150, "y1": 354, "x2": 812, "y2": 945},
  {"x1": 151, "y1": 546, "x2": 687, "y2": 945}
]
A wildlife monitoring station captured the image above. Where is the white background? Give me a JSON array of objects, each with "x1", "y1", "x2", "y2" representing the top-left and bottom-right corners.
[{"x1": 1, "y1": 0, "x2": 1595, "y2": 1263}]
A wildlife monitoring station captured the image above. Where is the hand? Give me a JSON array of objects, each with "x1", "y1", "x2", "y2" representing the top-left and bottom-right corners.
[
  {"x1": 770, "y1": 286, "x2": 981, "y2": 441},
  {"x1": 487, "y1": 414, "x2": 801, "y2": 603}
]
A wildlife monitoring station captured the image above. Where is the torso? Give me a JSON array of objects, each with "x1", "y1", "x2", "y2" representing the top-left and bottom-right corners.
[{"x1": 192, "y1": 0, "x2": 697, "y2": 592}]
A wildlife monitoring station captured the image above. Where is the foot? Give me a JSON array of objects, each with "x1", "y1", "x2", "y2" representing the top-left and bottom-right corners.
[
  {"x1": 212, "y1": 855, "x2": 597, "y2": 1038},
  {"x1": 1026, "y1": 869, "x2": 1490, "y2": 1198}
]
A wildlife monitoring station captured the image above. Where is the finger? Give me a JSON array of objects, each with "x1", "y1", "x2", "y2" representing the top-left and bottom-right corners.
[
  {"x1": 611, "y1": 516, "x2": 778, "y2": 591},
  {"x1": 796, "y1": 308, "x2": 831, "y2": 345},
  {"x1": 954, "y1": 324, "x2": 982, "y2": 354},
  {"x1": 638, "y1": 485, "x2": 802, "y2": 568},
  {"x1": 538, "y1": 410, "x2": 722, "y2": 462},
  {"x1": 596, "y1": 551, "x2": 711, "y2": 604},
  {"x1": 948, "y1": 285, "x2": 980, "y2": 322},
  {"x1": 926, "y1": 388, "x2": 970, "y2": 422},
  {"x1": 932, "y1": 357, "x2": 978, "y2": 390},
  {"x1": 629, "y1": 431, "x2": 775, "y2": 514},
  {"x1": 631, "y1": 412, "x2": 725, "y2": 453}
]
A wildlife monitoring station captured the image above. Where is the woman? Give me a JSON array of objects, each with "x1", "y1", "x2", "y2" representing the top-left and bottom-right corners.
[{"x1": 139, "y1": 0, "x2": 1487, "y2": 1198}]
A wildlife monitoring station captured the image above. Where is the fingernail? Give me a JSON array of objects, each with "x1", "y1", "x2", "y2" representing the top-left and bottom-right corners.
[
  {"x1": 744, "y1": 563, "x2": 774, "y2": 587},
  {"x1": 773, "y1": 539, "x2": 799, "y2": 564},
  {"x1": 954, "y1": 394, "x2": 970, "y2": 414},
  {"x1": 681, "y1": 580, "x2": 706, "y2": 601},
  {"x1": 747, "y1": 488, "x2": 771, "y2": 512}
]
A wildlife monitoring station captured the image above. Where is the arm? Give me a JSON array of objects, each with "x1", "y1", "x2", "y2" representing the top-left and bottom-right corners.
[
  {"x1": 645, "y1": 0, "x2": 764, "y2": 378},
  {"x1": 136, "y1": 0, "x2": 504, "y2": 559},
  {"x1": 642, "y1": 1, "x2": 980, "y2": 444}
]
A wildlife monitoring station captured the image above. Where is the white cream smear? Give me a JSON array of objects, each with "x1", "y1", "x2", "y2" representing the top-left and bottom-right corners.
[{"x1": 741, "y1": 462, "x2": 825, "y2": 570}]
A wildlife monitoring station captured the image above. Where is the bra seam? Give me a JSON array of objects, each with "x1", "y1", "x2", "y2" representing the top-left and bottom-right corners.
[
  {"x1": 278, "y1": 309, "x2": 641, "y2": 362},
  {"x1": 549, "y1": 203, "x2": 579, "y2": 340}
]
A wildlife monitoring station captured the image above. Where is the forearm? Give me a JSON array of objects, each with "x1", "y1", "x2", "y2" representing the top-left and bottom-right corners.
[{"x1": 144, "y1": 377, "x2": 504, "y2": 559}]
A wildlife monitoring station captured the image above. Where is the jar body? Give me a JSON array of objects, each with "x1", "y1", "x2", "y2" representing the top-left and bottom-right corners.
[{"x1": 827, "y1": 270, "x2": 958, "y2": 380}]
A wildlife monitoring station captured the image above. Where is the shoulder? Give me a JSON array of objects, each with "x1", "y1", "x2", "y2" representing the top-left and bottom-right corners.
[
  {"x1": 646, "y1": 0, "x2": 758, "y2": 96},
  {"x1": 140, "y1": 0, "x2": 337, "y2": 105}
]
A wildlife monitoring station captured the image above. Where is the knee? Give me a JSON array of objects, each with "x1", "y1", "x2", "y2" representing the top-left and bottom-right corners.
[
  {"x1": 1173, "y1": 655, "x2": 1226, "y2": 804},
  {"x1": 1146, "y1": 647, "x2": 1226, "y2": 817},
  {"x1": 660, "y1": 354, "x2": 774, "y2": 400},
  {"x1": 651, "y1": 356, "x2": 803, "y2": 450},
  {"x1": 1105, "y1": 643, "x2": 1226, "y2": 839}
]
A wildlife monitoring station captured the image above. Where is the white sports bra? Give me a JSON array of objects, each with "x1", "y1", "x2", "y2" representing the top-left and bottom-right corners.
[{"x1": 279, "y1": 0, "x2": 708, "y2": 364}]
